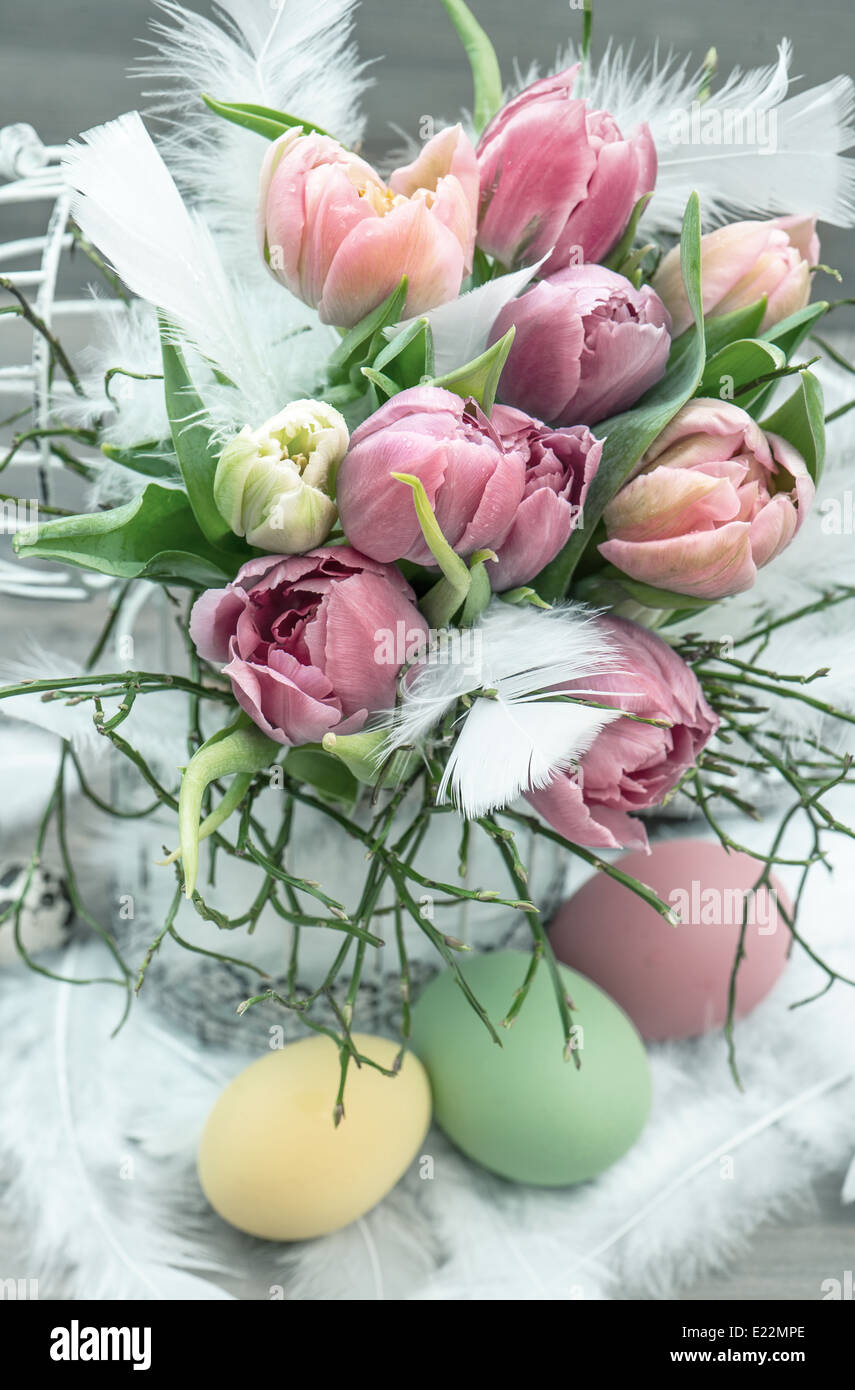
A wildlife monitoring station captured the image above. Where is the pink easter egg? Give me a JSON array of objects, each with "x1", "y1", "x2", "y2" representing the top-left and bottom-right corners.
[{"x1": 549, "y1": 838, "x2": 792, "y2": 1041}]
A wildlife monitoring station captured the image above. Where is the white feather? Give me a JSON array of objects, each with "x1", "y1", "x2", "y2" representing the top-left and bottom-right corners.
[
  {"x1": 554, "y1": 39, "x2": 855, "y2": 233},
  {"x1": 437, "y1": 695, "x2": 620, "y2": 820},
  {"x1": 393, "y1": 258, "x2": 546, "y2": 377},
  {"x1": 384, "y1": 601, "x2": 625, "y2": 818},
  {"x1": 62, "y1": 112, "x2": 280, "y2": 419},
  {"x1": 0, "y1": 647, "x2": 104, "y2": 757},
  {"x1": 137, "y1": 0, "x2": 370, "y2": 278}
]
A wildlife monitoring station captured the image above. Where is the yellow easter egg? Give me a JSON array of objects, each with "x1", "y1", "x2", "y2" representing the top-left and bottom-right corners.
[{"x1": 198, "y1": 1033, "x2": 431, "y2": 1240}]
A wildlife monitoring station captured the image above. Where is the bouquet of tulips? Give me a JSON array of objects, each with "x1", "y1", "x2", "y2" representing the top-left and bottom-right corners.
[{"x1": 3, "y1": 0, "x2": 854, "y2": 1076}]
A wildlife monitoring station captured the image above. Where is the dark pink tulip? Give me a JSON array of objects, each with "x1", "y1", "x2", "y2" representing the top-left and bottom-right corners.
[
  {"x1": 527, "y1": 616, "x2": 718, "y2": 851},
  {"x1": 490, "y1": 265, "x2": 672, "y2": 425},
  {"x1": 336, "y1": 387, "x2": 527, "y2": 567},
  {"x1": 599, "y1": 399, "x2": 815, "y2": 599},
  {"x1": 476, "y1": 66, "x2": 656, "y2": 271},
  {"x1": 190, "y1": 548, "x2": 428, "y2": 746},
  {"x1": 487, "y1": 406, "x2": 602, "y2": 589}
]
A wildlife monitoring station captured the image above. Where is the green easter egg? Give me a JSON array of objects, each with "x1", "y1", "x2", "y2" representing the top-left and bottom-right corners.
[{"x1": 412, "y1": 950, "x2": 651, "y2": 1186}]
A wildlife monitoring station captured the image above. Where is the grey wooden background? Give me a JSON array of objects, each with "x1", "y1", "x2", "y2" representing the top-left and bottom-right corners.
[{"x1": 1, "y1": 0, "x2": 854, "y2": 1302}]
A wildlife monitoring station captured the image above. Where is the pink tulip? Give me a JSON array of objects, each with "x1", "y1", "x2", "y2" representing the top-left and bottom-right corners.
[
  {"x1": 652, "y1": 216, "x2": 820, "y2": 337},
  {"x1": 599, "y1": 399, "x2": 815, "y2": 600},
  {"x1": 190, "y1": 548, "x2": 428, "y2": 746},
  {"x1": 527, "y1": 616, "x2": 718, "y2": 851},
  {"x1": 336, "y1": 387, "x2": 527, "y2": 567},
  {"x1": 487, "y1": 406, "x2": 602, "y2": 589},
  {"x1": 476, "y1": 66, "x2": 656, "y2": 270},
  {"x1": 258, "y1": 124, "x2": 479, "y2": 327},
  {"x1": 489, "y1": 265, "x2": 671, "y2": 425}
]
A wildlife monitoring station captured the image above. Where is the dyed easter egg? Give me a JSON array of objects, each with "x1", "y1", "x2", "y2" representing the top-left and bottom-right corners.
[
  {"x1": 411, "y1": 950, "x2": 651, "y2": 1185},
  {"x1": 198, "y1": 1034, "x2": 431, "y2": 1240},
  {"x1": 549, "y1": 838, "x2": 791, "y2": 1041}
]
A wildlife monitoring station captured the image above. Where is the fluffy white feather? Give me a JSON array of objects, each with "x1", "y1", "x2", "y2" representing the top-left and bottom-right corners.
[
  {"x1": 137, "y1": 0, "x2": 369, "y2": 278},
  {"x1": 0, "y1": 640, "x2": 190, "y2": 787},
  {"x1": 555, "y1": 39, "x2": 855, "y2": 233},
  {"x1": 63, "y1": 112, "x2": 278, "y2": 419},
  {"x1": 383, "y1": 601, "x2": 624, "y2": 818},
  {"x1": 438, "y1": 695, "x2": 620, "y2": 820}
]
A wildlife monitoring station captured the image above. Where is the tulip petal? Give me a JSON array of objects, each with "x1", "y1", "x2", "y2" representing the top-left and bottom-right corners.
[
  {"x1": 477, "y1": 98, "x2": 597, "y2": 267},
  {"x1": 526, "y1": 777, "x2": 649, "y2": 851},
  {"x1": 571, "y1": 318, "x2": 671, "y2": 423},
  {"x1": 189, "y1": 586, "x2": 246, "y2": 664},
  {"x1": 318, "y1": 572, "x2": 430, "y2": 718},
  {"x1": 338, "y1": 435, "x2": 450, "y2": 562},
  {"x1": 491, "y1": 282, "x2": 586, "y2": 422},
  {"x1": 604, "y1": 466, "x2": 741, "y2": 542},
  {"x1": 489, "y1": 486, "x2": 577, "y2": 591},
  {"x1": 600, "y1": 520, "x2": 758, "y2": 598},
  {"x1": 224, "y1": 650, "x2": 343, "y2": 747},
  {"x1": 546, "y1": 136, "x2": 640, "y2": 270},
  {"x1": 390, "y1": 123, "x2": 479, "y2": 214},
  {"x1": 319, "y1": 198, "x2": 465, "y2": 326}
]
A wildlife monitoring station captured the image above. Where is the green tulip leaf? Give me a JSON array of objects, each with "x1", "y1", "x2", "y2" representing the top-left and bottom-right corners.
[
  {"x1": 698, "y1": 338, "x2": 787, "y2": 404},
  {"x1": 284, "y1": 747, "x2": 360, "y2": 807},
  {"x1": 178, "y1": 719, "x2": 280, "y2": 896},
  {"x1": 747, "y1": 300, "x2": 831, "y2": 415},
  {"x1": 603, "y1": 193, "x2": 653, "y2": 277},
  {"x1": 669, "y1": 297, "x2": 767, "y2": 367},
  {"x1": 440, "y1": 0, "x2": 503, "y2": 133},
  {"x1": 371, "y1": 316, "x2": 435, "y2": 391},
  {"x1": 534, "y1": 192, "x2": 706, "y2": 601},
  {"x1": 391, "y1": 470, "x2": 474, "y2": 627},
  {"x1": 101, "y1": 440, "x2": 183, "y2": 484},
  {"x1": 161, "y1": 330, "x2": 246, "y2": 551},
  {"x1": 202, "y1": 94, "x2": 334, "y2": 143},
  {"x1": 428, "y1": 326, "x2": 515, "y2": 413},
  {"x1": 760, "y1": 368, "x2": 826, "y2": 484},
  {"x1": 13, "y1": 483, "x2": 236, "y2": 587},
  {"x1": 327, "y1": 278, "x2": 410, "y2": 386}
]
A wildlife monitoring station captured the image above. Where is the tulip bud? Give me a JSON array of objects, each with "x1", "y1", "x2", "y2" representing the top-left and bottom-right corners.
[
  {"x1": 599, "y1": 398, "x2": 815, "y2": 600},
  {"x1": 652, "y1": 216, "x2": 820, "y2": 337},
  {"x1": 214, "y1": 400, "x2": 348, "y2": 553}
]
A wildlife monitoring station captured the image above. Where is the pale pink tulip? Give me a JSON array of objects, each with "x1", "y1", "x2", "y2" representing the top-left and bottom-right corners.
[
  {"x1": 652, "y1": 216, "x2": 820, "y2": 337},
  {"x1": 336, "y1": 387, "x2": 527, "y2": 567},
  {"x1": 488, "y1": 406, "x2": 601, "y2": 589},
  {"x1": 599, "y1": 399, "x2": 815, "y2": 599},
  {"x1": 258, "y1": 124, "x2": 479, "y2": 327}
]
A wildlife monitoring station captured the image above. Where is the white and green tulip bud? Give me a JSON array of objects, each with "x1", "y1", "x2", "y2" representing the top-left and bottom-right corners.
[{"x1": 214, "y1": 400, "x2": 349, "y2": 553}]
